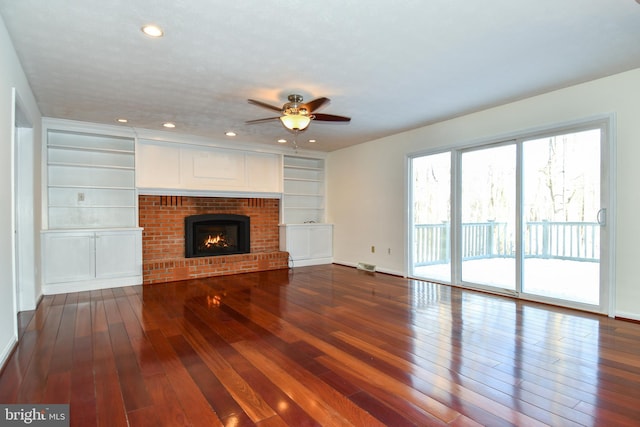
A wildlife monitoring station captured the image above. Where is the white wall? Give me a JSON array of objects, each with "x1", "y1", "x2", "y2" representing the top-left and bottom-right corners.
[
  {"x1": 327, "y1": 68, "x2": 640, "y2": 318},
  {"x1": 0, "y1": 15, "x2": 42, "y2": 366}
]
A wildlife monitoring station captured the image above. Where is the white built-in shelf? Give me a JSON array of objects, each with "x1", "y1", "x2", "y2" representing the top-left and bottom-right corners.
[
  {"x1": 41, "y1": 119, "x2": 143, "y2": 294},
  {"x1": 282, "y1": 155, "x2": 325, "y2": 224},
  {"x1": 49, "y1": 184, "x2": 135, "y2": 190},
  {"x1": 284, "y1": 192, "x2": 323, "y2": 197},
  {"x1": 283, "y1": 177, "x2": 322, "y2": 182},
  {"x1": 46, "y1": 129, "x2": 136, "y2": 229},
  {"x1": 48, "y1": 162, "x2": 135, "y2": 171},
  {"x1": 48, "y1": 204, "x2": 135, "y2": 208},
  {"x1": 48, "y1": 144, "x2": 134, "y2": 154}
]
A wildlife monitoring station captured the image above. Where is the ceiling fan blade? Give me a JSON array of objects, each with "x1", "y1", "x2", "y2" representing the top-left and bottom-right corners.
[
  {"x1": 247, "y1": 99, "x2": 283, "y2": 112},
  {"x1": 312, "y1": 113, "x2": 351, "y2": 122},
  {"x1": 303, "y1": 97, "x2": 330, "y2": 113},
  {"x1": 245, "y1": 117, "x2": 280, "y2": 124}
]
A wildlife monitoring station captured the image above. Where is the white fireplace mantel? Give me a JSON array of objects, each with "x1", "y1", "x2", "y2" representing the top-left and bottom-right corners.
[{"x1": 137, "y1": 187, "x2": 282, "y2": 200}]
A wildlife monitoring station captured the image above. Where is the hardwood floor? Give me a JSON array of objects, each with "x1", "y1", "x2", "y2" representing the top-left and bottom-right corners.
[{"x1": 2, "y1": 264, "x2": 640, "y2": 426}]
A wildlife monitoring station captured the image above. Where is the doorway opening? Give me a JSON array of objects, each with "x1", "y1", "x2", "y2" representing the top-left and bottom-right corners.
[{"x1": 12, "y1": 89, "x2": 36, "y2": 317}]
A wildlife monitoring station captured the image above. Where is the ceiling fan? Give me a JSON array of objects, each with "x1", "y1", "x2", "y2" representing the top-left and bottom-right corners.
[{"x1": 246, "y1": 94, "x2": 351, "y2": 132}]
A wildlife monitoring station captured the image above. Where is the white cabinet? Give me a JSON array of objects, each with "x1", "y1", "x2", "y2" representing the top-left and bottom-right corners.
[
  {"x1": 94, "y1": 230, "x2": 142, "y2": 279},
  {"x1": 42, "y1": 120, "x2": 142, "y2": 294},
  {"x1": 136, "y1": 139, "x2": 282, "y2": 196},
  {"x1": 282, "y1": 155, "x2": 326, "y2": 224},
  {"x1": 46, "y1": 129, "x2": 137, "y2": 229},
  {"x1": 135, "y1": 141, "x2": 181, "y2": 189},
  {"x1": 43, "y1": 231, "x2": 95, "y2": 284},
  {"x1": 279, "y1": 224, "x2": 333, "y2": 267},
  {"x1": 42, "y1": 229, "x2": 142, "y2": 294}
]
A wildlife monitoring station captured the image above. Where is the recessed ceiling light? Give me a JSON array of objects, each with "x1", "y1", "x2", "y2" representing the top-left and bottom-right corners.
[
  {"x1": 141, "y1": 24, "x2": 164, "y2": 38},
  {"x1": 308, "y1": 139, "x2": 317, "y2": 143},
  {"x1": 277, "y1": 139, "x2": 287, "y2": 144},
  {"x1": 225, "y1": 131, "x2": 237, "y2": 137},
  {"x1": 116, "y1": 118, "x2": 128, "y2": 123},
  {"x1": 163, "y1": 122, "x2": 176, "y2": 128}
]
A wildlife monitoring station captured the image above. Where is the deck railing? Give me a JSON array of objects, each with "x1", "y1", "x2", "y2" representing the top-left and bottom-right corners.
[{"x1": 414, "y1": 221, "x2": 599, "y2": 266}]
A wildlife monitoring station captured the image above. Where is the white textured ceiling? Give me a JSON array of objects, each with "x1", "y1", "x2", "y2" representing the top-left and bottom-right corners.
[{"x1": 1, "y1": 0, "x2": 640, "y2": 151}]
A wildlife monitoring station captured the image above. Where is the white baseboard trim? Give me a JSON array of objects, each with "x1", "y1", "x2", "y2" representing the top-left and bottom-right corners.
[
  {"x1": 289, "y1": 257, "x2": 333, "y2": 268},
  {"x1": 614, "y1": 311, "x2": 640, "y2": 322},
  {"x1": 332, "y1": 260, "x2": 405, "y2": 277},
  {"x1": 42, "y1": 275, "x2": 142, "y2": 295},
  {"x1": 0, "y1": 335, "x2": 17, "y2": 371},
  {"x1": 375, "y1": 267, "x2": 405, "y2": 277}
]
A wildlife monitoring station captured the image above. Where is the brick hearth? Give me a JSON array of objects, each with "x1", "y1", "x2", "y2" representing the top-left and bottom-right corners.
[{"x1": 139, "y1": 195, "x2": 289, "y2": 284}]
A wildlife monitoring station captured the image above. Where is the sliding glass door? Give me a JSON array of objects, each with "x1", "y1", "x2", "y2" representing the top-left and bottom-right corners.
[
  {"x1": 460, "y1": 144, "x2": 517, "y2": 291},
  {"x1": 411, "y1": 152, "x2": 451, "y2": 283},
  {"x1": 410, "y1": 121, "x2": 609, "y2": 312},
  {"x1": 521, "y1": 129, "x2": 602, "y2": 305}
]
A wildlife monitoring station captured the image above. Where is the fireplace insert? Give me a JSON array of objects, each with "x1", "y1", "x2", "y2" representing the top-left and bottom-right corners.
[{"x1": 185, "y1": 214, "x2": 250, "y2": 258}]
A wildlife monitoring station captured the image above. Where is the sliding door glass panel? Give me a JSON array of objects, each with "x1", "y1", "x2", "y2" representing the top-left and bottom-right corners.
[
  {"x1": 461, "y1": 145, "x2": 516, "y2": 290},
  {"x1": 522, "y1": 130, "x2": 601, "y2": 305},
  {"x1": 411, "y1": 152, "x2": 451, "y2": 282}
]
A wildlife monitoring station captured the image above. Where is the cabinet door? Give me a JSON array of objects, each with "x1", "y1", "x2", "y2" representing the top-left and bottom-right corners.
[
  {"x1": 95, "y1": 230, "x2": 142, "y2": 278},
  {"x1": 43, "y1": 232, "x2": 95, "y2": 283},
  {"x1": 286, "y1": 227, "x2": 312, "y2": 260},
  {"x1": 135, "y1": 141, "x2": 181, "y2": 188},
  {"x1": 247, "y1": 152, "x2": 282, "y2": 192},
  {"x1": 180, "y1": 146, "x2": 246, "y2": 189},
  {"x1": 309, "y1": 225, "x2": 333, "y2": 259},
  {"x1": 283, "y1": 225, "x2": 333, "y2": 261}
]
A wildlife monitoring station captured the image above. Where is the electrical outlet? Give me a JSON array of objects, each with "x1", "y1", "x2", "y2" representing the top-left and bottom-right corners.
[
  {"x1": 388, "y1": 248, "x2": 391, "y2": 255},
  {"x1": 77, "y1": 192, "x2": 85, "y2": 202},
  {"x1": 371, "y1": 245, "x2": 375, "y2": 253}
]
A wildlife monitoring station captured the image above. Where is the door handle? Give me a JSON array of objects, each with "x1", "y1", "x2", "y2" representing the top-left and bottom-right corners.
[{"x1": 597, "y1": 208, "x2": 606, "y2": 226}]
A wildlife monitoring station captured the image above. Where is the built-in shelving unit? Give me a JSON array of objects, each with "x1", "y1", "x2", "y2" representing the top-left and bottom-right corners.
[
  {"x1": 42, "y1": 121, "x2": 142, "y2": 295},
  {"x1": 282, "y1": 155, "x2": 325, "y2": 224},
  {"x1": 281, "y1": 154, "x2": 333, "y2": 266},
  {"x1": 47, "y1": 130, "x2": 136, "y2": 229}
]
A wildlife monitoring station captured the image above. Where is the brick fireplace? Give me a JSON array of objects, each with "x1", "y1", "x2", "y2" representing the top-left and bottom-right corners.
[{"x1": 139, "y1": 195, "x2": 289, "y2": 284}]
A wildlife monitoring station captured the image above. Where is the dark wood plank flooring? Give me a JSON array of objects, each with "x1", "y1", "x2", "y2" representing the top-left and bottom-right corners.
[{"x1": 2, "y1": 264, "x2": 640, "y2": 426}]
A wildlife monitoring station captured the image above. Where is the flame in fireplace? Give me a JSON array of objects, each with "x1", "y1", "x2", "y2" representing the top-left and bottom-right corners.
[
  {"x1": 201, "y1": 233, "x2": 230, "y2": 249},
  {"x1": 204, "y1": 234, "x2": 222, "y2": 247}
]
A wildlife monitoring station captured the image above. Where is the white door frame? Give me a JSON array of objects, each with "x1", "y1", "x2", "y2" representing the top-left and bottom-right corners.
[
  {"x1": 408, "y1": 116, "x2": 616, "y2": 315},
  {"x1": 12, "y1": 88, "x2": 36, "y2": 318}
]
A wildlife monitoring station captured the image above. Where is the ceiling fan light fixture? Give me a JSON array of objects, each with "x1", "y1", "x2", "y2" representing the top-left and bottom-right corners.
[
  {"x1": 141, "y1": 24, "x2": 164, "y2": 38},
  {"x1": 279, "y1": 114, "x2": 311, "y2": 131},
  {"x1": 247, "y1": 93, "x2": 350, "y2": 132}
]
